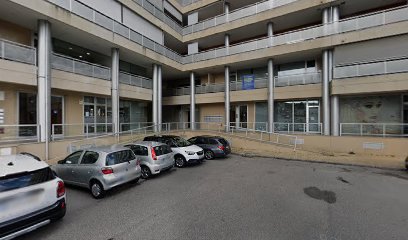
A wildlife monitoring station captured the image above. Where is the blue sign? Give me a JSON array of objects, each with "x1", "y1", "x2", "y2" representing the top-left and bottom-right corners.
[{"x1": 242, "y1": 75, "x2": 255, "y2": 90}]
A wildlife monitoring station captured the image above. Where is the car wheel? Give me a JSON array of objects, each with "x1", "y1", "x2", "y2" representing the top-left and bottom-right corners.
[
  {"x1": 405, "y1": 157, "x2": 408, "y2": 170},
  {"x1": 90, "y1": 181, "x2": 105, "y2": 199},
  {"x1": 204, "y1": 150, "x2": 214, "y2": 160},
  {"x1": 175, "y1": 156, "x2": 186, "y2": 168},
  {"x1": 141, "y1": 166, "x2": 151, "y2": 179}
]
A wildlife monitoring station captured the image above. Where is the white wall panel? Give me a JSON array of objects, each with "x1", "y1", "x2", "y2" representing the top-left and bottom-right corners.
[
  {"x1": 123, "y1": 7, "x2": 164, "y2": 44},
  {"x1": 164, "y1": 0, "x2": 182, "y2": 22},
  {"x1": 77, "y1": 0, "x2": 122, "y2": 22}
]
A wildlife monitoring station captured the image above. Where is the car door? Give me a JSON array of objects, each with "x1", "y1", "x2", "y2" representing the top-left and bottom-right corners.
[
  {"x1": 106, "y1": 150, "x2": 136, "y2": 185},
  {"x1": 55, "y1": 151, "x2": 83, "y2": 184},
  {"x1": 76, "y1": 151, "x2": 100, "y2": 187}
]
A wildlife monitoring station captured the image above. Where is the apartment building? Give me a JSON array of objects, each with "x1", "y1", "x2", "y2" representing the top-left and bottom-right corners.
[{"x1": 0, "y1": 0, "x2": 408, "y2": 146}]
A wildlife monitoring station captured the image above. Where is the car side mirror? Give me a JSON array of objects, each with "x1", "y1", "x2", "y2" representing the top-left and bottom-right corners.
[{"x1": 57, "y1": 160, "x2": 65, "y2": 164}]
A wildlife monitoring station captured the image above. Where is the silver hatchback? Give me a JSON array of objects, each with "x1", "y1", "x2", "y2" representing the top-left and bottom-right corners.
[
  {"x1": 53, "y1": 146, "x2": 141, "y2": 198},
  {"x1": 124, "y1": 142, "x2": 174, "y2": 179}
]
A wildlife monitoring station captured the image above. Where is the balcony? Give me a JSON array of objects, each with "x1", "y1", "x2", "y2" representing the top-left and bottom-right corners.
[
  {"x1": 0, "y1": 39, "x2": 36, "y2": 65},
  {"x1": 164, "y1": 71, "x2": 321, "y2": 96},
  {"x1": 184, "y1": 6, "x2": 408, "y2": 64},
  {"x1": 119, "y1": 72, "x2": 153, "y2": 89},
  {"x1": 334, "y1": 57, "x2": 408, "y2": 79},
  {"x1": 51, "y1": 53, "x2": 111, "y2": 80}
]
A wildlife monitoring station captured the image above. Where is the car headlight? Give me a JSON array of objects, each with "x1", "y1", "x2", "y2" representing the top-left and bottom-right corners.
[{"x1": 185, "y1": 151, "x2": 195, "y2": 155}]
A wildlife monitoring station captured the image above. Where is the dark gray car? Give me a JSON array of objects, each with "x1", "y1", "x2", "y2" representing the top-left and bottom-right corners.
[{"x1": 188, "y1": 136, "x2": 231, "y2": 160}]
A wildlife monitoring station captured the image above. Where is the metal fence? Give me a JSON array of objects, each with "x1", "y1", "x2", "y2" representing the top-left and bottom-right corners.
[
  {"x1": 185, "y1": 6, "x2": 408, "y2": 63},
  {"x1": 183, "y1": 0, "x2": 297, "y2": 35},
  {"x1": 274, "y1": 123, "x2": 322, "y2": 134},
  {"x1": 119, "y1": 122, "x2": 153, "y2": 132},
  {"x1": 52, "y1": 53, "x2": 111, "y2": 80},
  {"x1": 47, "y1": 0, "x2": 183, "y2": 63},
  {"x1": 340, "y1": 123, "x2": 408, "y2": 137},
  {"x1": 164, "y1": 72, "x2": 321, "y2": 96},
  {"x1": 51, "y1": 123, "x2": 114, "y2": 141},
  {"x1": 334, "y1": 57, "x2": 408, "y2": 79},
  {"x1": 0, "y1": 125, "x2": 40, "y2": 144},
  {"x1": 0, "y1": 39, "x2": 36, "y2": 65},
  {"x1": 119, "y1": 72, "x2": 153, "y2": 89}
]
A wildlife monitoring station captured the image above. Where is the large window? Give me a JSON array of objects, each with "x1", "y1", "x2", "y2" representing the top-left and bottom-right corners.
[
  {"x1": 274, "y1": 100, "x2": 320, "y2": 133},
  {"x1": 83, "y1": 96, "x2": 112, "y2": 134},
  {"x1": 119, "y1": 100, "x2": 149, "y2": 131}
]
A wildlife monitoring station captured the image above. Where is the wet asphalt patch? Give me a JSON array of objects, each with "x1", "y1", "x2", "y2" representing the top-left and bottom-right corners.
[{"x1": 303, "y1": 187, "x2": 337, "y2": 204}]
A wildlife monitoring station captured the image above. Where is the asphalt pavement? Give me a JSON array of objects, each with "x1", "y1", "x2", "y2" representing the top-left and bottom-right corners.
[{"x1": 18, "y1": 155, "x2": 408, "y2": 240}]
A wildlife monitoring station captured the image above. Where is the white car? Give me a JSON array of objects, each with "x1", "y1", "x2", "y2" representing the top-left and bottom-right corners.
[
  {"x1": 0, "y1": 153, "x2": 66, "y2": 240},
  {"x1": 143, "y1": 135, "x2": 204, "y2": 168}
]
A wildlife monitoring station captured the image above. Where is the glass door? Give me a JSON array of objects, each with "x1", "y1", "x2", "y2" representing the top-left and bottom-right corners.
[
  {"x1": 307, "y1": 104, "x2": 320, "y2": 133},
  {"x1": 51, "y1": 96, "x2": 64, "y2": 135}
]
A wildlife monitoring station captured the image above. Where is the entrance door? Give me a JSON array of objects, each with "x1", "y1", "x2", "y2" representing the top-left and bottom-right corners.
[
  {"x1": 51, "y1": 96, "x2": 64, "y2": 135},
  {"x1": 18, "y1": 92, "x2": 37, "y2": 137},
  {"x1": 307, "y1": 105, "x2": 320, "y2": 133}
]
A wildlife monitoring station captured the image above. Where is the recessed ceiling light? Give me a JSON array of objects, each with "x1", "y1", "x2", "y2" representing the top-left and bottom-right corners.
[
  {"x1": 79, "y1": 55, "x2": 83, "y2": 58},
  {"x1": 86, "y1": 52, "x2": 90, "y2": 55},
  {"x1": 69, "y1": 47, "x2": 73, "y2": 50}
]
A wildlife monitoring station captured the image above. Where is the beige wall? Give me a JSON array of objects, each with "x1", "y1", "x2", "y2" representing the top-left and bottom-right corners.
[
  {"x1": 119, "y1": 84, "x2": 153, "y2": 101},
  {"x1": 52, "y1": 70, "x2": 111, "y2": 96},
  {"x1": 0, "y1": 19, "x2": 31, "y2": 45},
  {"x1": 332, "y1": 73, "x2": 408, "y2": 95},
  {"x1": 0, "y1": 59, "x2": 37, "y2": 86}
]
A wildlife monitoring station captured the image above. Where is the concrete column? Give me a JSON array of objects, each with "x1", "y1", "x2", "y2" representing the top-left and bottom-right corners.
[
  {"x1": 267, "y1": 22, "x2": 274, "y2": 37},
  {"x1": 332, "y1": 5, "x2": 340, "y2": 22},
  {"x1": 224, "y1": 2, "x2": 230, "y2": 14},
  {"x1": 225, "y1": 34, "x2": 230, "y2": 55},
  {"x1": 152, "y1": 64, "x2": 158, "y2": 132},
  {"x1": 267, "y1": 59, "x2": 274, "y2": 133},
  {"x1": 37, "y1": 20, "x2": 51, "y2": 160},
  {"x1": 322, "y1": 50, "x2": 330, "y2": 136},
  {"x1": 190, "y1": 72, "x2": 196, "y2": 130},
  {"x1": 322, "y1": 7, "x2": 330, "y2": 24},
  {"x1": 224, "y1": 66, "x2": 230, "y2": 132},
  {"x1": 235, "y1": 106, "x2": 240, "y2": 127},
  {"x1": 111, "y1": 48, "x2": 120, "y2": 134},
  {"x1": 331, "y1": 95, "x2": 340, "y2": 136},
  {"x1": 158, "y1": 65, "x2": 162, "y2": 131}
]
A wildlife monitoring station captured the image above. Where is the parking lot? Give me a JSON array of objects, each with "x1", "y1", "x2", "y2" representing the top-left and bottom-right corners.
[{"x1": 18, "y1": 154, "x2": 408, "y2": 240}]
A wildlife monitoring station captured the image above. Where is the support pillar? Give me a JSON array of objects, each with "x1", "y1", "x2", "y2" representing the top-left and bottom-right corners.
[
  {"x1": 37, "y1": 20, "x2": 51, "y2": 160},
  {"x1": 225, "y1": 66, "x2": 230, "y2": 132},
  {"x1": 111, "y1": 48, "x2": 120, "y2": 134},
  {"x1": 267, "y1": 59, "x2": 274, "y2": 133},
  {"x1": 158, "y1": 65, "x2": 162, "y2": 131},
  {"x1": 190, "y1": 72, "x2": 196, "y2": 130},
  {"x1": 330, "y1": 5, "x2": 340, "y2": 136},
  {"x1": 152, "y1": 64, "x2": 158, "y2": 132}
]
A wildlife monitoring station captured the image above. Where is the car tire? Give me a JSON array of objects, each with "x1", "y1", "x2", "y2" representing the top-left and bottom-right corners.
[
  {"x1": 204, "y1": 150, "x2": 215, "y2": 160},
  {"x1": 175, "y1": 155, "x2": 186, "y2": 168},
  {"x1": 141, "y1": 166, "x2": 151, "y2": 179},
  {"x1": 405, "y1": 157, "x2": 408, "y2": 170},
  {"x1": 90, "y1": 180, "x2": 105, "y2": 199}
]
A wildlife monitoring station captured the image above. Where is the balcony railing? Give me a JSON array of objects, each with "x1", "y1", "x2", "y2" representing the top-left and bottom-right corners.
[
  {"x1": 275, "y1": 71, "x2": 321, "y2": 87},
  {"x1": 334, "y1": 57, "x2": 408, "y2": 79},
  {"x1": 183, "y1": 0, "x2": 297, "y2": 35},
  {"x1": 184, "y1": 6, "x2": 408, "y2": 64},
  {"x1": 165, "y1": 72, "x2": 321, "y2": 96},
  {"x1": 119, "y1": 72, "x2": 153, "y2": 89},
  {"x1": 47, "y1": 0, "x2": 183, "y2": 63},
  {"x1": 51, "y1": 123, "x2": 114, "y2": 140},
  {"x1": 52, "y1": 53, "x2": 111, "y2": 80},
  {"x1": 0, "y1": 124, "x2": 40, "y2": 144},
  {"x1": 0, "y1": 39, "x2": 36, "y2": 65},
  {"x1": 340, "y1": 123, "x2": 408, "y2": 137}
]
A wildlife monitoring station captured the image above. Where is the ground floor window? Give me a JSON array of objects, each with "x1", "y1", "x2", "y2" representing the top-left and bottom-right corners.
[
  {"x1": 274, "y1": 100, "x2": 320, "y2": 133},
  {"x1": 230, "y1": 105, "x2": 248, "y2": 128},
  {"x1": 18, "y1": 93, "x2": 64, "y2": 136},
  {"x1": 340, "y1": 94, "x2": 406, "y2": 135},
  {"x1": 119, "y1": 100, "x2": 148, "y2": 131},
  {"x1": 83, "y1": 96, "x2": 112, "y2": 134}
]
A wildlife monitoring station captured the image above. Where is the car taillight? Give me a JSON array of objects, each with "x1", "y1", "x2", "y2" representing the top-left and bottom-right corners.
[
  {"x1": 218, "y1": 145, "x2": 225, "y2": 151},
  {"x1": 101, "y1": 167, "x2": 114, "y2": 175},
  {"x1": 151, "y1": 147, "x2": 157, "y2": 160},
  {"x1": 57, "y1": 181, "x2": 65, "y2": 198}
]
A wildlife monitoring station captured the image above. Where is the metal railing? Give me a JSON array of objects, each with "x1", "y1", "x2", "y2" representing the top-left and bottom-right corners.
[
  {"x1": 119, "y1": 122, "x2": 153, "y2": 132},
  {"x1": 334, "y1": 57, "x2": 408, "y2": 79},
  {"x1": 184, "y1": 6, "x2": 408, "y2": 64},
  {"x1": 165, "y1": 72, "x2": 321, "y2": 96},
  {"x1": 51, "y1": 123, "x2": 114, "y2": 141},
  {"x1": 0, "y1": 39, "x2": 36, "y2": 65},
  {"x1": 47, "y1": 0, "x2": 183, "y2": 63},
  {"x1": 0, "y1": 124, "x2": 40, "y2": 144},
  {"x1": 183, "y1": 0, "x2": 297, "y2": 35},
  {"x1": 275, "y1": 71, "x2": 321, "y2": 87},
  {"x1": 340, "y1": 123, "x2": 408, "y2": 137},
  {"x1": 51, "y1": 53, "x2": 111, "y2": 80},
  {"x1": 119, "y1": 72, "x2": 153, "y2": 89},
  {"x1": 274, "y1": 123, "x2": 322, "y2": 134},
  {"x1": 131, "y1": 0, "x2": 183, "y2": 34}
]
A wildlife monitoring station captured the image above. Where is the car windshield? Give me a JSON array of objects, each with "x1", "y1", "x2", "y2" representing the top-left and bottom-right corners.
[
  {"x1": 0, "y1": 167, "x2": 55, "y2": 192},
  {"x1": 173, "y1": 137, "x2": 192, "y2": 147}
]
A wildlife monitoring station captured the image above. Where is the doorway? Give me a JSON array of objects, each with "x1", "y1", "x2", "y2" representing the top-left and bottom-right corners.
[
  {"x1": 306, "y1": 102, "x2": 320, "y2": 133},
  {"x1": 230, "y1": 105, "x2": 248, "y2": 129}
]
